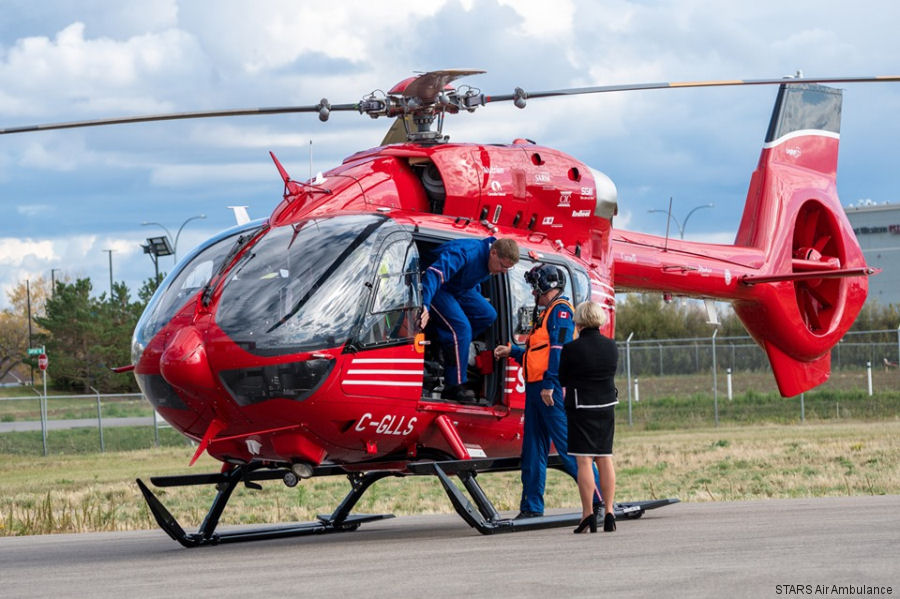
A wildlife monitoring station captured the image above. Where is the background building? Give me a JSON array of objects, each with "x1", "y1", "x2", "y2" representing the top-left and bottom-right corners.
[{"x1": 845, "y1": 201, "x2": 900, "y2": 307}]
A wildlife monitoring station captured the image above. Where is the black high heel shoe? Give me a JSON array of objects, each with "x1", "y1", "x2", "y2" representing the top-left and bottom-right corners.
[
  {"x1": 573, "y1": 513, "x2": 597, "y2": 534},
  {"x1": 603, "y1": 512, "x2": 616, "y2": 532}
]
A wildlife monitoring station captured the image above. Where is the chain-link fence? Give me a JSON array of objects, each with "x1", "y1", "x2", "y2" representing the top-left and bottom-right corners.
[
  {"x1": 0, "y1": 392, "x2": 189, "y2": 455},
  {"x1": 615, "y1": 328, "x2": 900, "y2": 427},
  {"x1": 618, "y1": 328, "x2": 900, "y2": 378}
]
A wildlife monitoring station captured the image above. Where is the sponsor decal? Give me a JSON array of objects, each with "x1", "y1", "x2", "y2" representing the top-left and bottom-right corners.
[
  {"x1": 482, "y1": 166, "x2": 505, "y2": 174},
  {"x1": 542, "y1": 216, "x2": 554, "y2": 225},
  {"x1": 534, "y1": 172, "x2": 551, "y2": 183},
  {"x1": 558, "y1": 191, "x2": 572, "y2": 207},
  {"x1": 487, "y1": 180, "x2": 504, "y2": 196},
  {"x1": 786, "y1": 147, "x2": 801, "y2": 158},
  {"x1": 572, "y1": 209, "x2": 591, "y2": 218},
  {"x1": 580, "y1": 186, "x2": 594, "y2": 197}
]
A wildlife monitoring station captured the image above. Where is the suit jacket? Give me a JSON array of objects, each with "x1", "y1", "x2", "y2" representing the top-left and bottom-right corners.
[
  {"x1": 559, "y1": 328, "x2": 619, "y2": 410},
  {"x1": 421, "y1": 236, "x2": 493, "y2": 308}
]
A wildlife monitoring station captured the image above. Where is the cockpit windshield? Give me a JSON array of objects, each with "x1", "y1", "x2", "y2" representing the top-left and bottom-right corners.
[
  {"x1": 216, "y1": 213, "x2": 391, "y2": 355},
  {"x1": 132, "y1": 223, "x2": 264, "y2": 364}
]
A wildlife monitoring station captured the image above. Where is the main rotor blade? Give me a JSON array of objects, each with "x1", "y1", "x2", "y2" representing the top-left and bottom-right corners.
[
  {"x1": 0, "y1": 103, "x2": 360, "y2": 135},
  {"x1": 485, "y1": 75, "x2": 900, "y2": 103}
]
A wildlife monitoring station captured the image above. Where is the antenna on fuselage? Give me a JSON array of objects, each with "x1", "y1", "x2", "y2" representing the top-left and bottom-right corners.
[{"x1": 663, "y1": 196, "x2": 673, "y2": 252}]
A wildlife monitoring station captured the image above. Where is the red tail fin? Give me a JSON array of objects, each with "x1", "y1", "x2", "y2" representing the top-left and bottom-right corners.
[
  {"x1": 611, "y1": 83, "x2": 872, "y2": 396},
  {"x1": 733, "y1": 83, "x2": 868, "y2": 396}
]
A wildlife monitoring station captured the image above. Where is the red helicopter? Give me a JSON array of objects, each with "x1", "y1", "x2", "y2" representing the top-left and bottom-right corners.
[{"x1": 3, "y1": 69, "x2": 895, "y2": 547}]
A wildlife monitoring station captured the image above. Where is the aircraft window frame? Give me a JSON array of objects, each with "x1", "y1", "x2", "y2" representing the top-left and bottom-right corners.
[
  {"x1": 508, "y1": 257, "x2": 577, "y2": 346},
  {"x1": 571, "y1": 266, "x2": 591, "y2": 305},
  {"x1": 357, "y1": 234, "x2": 422, "y2": 349}
]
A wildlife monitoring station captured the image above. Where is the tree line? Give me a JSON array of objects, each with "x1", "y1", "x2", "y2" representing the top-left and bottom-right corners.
[
  {"x1": 1, "y1": 275, "x2": 160, "y2": 393},
  {"x1": 1, "y1": 278, "x2": 897, "y2": 394}
]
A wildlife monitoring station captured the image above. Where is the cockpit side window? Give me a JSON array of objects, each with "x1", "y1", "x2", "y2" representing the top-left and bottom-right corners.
[
  {"x1": 508, "y1": 259, "x2": 575, "y2": 346},
  {"x1": 572, "y1": 267, "x2": 591, "y2": 305},
  {"x1": 358, "y1": 237, "x2": 421, "y2": 347}
]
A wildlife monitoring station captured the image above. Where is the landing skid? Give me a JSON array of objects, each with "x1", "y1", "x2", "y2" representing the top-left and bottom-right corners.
[
  {"x1": 136, "y1": 456, "x2": 678, "y2": 547},
  {"x1": 408, "y1": 457, "x2": 679, "y2": 534},
  {"x1": 137, "y1": 464, "x2": 396, "y2": 548}
]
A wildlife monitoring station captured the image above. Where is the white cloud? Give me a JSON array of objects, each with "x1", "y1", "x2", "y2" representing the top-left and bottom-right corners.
[
  {"x1": 0, "y1": 238, "x2": 57, "y2": 264},
  {"x1": 1, "y1": 22, "x2": 204, "y2": 118},
  {"x1": 176, "y1": 1, "x2": 448, "y2": 74},
  {"x1": 497, "y1": 0, "x2": 575, "y2": 38}
]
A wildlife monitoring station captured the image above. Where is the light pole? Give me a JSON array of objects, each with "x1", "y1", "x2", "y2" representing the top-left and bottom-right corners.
[
  {"x1": 142, "y1": 236, "x2": 174, "y2": 284},
  {"x1": 142, "y1": 214, "x2": 206, "y2": 262},
  {"x1": 50, "y1": 268, "x2": 60, "y2": 297},
  {"x1": 102, "y1": 249, "x2": 114, "y2": 296},
  {"x1": 648, "y1": 199, "x2": 714, "y2": 239}
]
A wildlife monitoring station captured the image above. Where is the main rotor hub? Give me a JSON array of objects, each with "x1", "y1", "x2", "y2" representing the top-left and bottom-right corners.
[{"x1": 356, "y1": 69, "x2": 487, "y2": 143}]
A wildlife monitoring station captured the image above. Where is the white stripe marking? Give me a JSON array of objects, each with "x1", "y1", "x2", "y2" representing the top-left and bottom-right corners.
[
  {"x1": 347, "y1": 369, "x2": 422, "y2": 375},
  {"x1": 763, "y1": 129, "x2": 839, "y2": 149},
  {"x1": 343, "y1": 380, "x2": 422, "y2": 387},
  {"x1": 352, "y1": 358, "x2": 424, "y2": 364}
]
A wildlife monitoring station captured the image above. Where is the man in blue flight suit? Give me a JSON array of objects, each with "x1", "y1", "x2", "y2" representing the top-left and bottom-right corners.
[
  {"x1": 494, "y1": 264, "x2": 601, "y2": 518},
  {"x1": 420, "y1": 237, "x2": 519, "y2": 402}
]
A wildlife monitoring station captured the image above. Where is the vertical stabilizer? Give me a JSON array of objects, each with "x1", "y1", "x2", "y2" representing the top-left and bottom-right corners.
[{"x1": 733, "y1": 83, "x2": 868, "y2": 395}]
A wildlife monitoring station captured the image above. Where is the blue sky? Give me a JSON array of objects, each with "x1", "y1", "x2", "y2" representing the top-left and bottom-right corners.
[{"x1": 1, "y1": 0, "x2": 899, "y2": 310}]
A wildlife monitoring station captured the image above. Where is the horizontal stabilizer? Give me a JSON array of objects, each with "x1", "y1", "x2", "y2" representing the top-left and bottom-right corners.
[{"x1": 742, "y1": 267, "x2": 878, "y2": 285}]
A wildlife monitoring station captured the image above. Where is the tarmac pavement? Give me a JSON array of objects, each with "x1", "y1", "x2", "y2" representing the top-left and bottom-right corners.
[{"x1": 0, "y1": 494, "x2": 896, "y2": 598}]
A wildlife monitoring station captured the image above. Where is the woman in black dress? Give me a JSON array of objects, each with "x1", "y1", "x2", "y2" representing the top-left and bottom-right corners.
[{"x1": 559, "y1": 301, "x2": 618, "y2": 533}]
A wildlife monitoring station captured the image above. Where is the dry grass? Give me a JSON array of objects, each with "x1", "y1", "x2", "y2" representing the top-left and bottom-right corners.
[{"x1": 1, "y1": 420, "x2": 897, "y2": 536}]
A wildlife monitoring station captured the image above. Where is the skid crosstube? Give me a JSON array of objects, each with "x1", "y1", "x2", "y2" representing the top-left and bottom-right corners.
[
  {"x1": 412, "y1": 458, "x2": 678, "y2": 534},
  {"x1": 137, "y1": 455, "x2": 678, "y2": 546}
]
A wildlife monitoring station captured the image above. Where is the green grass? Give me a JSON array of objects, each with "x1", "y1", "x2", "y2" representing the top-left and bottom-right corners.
[
  {"x1": 0, "y1": 395, "x2": 151, "y2": 422},
  {"x1": 0, "y1": 426, "x2": 189, "y2": 455},
  {"x1": 623, "y1": 385, "x2": 900, "y2": 429},
  {"x1": 0, "y1": 421, "x2": 897, "y2": 537}
]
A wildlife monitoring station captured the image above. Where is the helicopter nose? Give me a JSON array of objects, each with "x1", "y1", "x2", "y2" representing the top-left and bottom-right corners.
[{"x1": 160, "y1": 325, "x2": 219, "y2": 392}]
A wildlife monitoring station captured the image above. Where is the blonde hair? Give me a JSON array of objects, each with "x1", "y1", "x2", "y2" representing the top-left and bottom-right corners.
[
  {"x1": 574, "y1": 301, "x2": 607, "y2": 329},
  {"x1": 492, "y1": 238, "x2": 520, "y2": 263}
]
